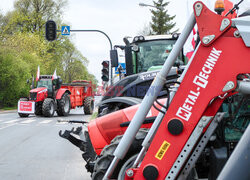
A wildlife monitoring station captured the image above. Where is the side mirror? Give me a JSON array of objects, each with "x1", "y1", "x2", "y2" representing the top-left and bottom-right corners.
[{"x1": 110, "y1": 49, "x2": 118, "y2": 67}]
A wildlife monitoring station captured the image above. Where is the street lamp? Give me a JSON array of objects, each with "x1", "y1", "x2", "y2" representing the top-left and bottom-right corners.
[{"x1": 139, "y1": 2, "x2": 163, "y2": 10}]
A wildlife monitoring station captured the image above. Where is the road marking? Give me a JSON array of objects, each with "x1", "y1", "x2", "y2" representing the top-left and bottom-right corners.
[
  {"x1": 3, "y1": 119, "x2": 19, "y2": 124},
  {"x1": 20, "y1": 119, "x2": 36, "y2": 124},
  {"x1": 55, "y1": 118, "x2": 68, "y2": 125},
  {"x1": 56, "y1": 121, "x2": 68, "y2": 125},
  {"x1": 39, "y1": 120, "x2": 52, "y2": 124},
  {"x1": 0, "y1": 123, "x2": 17, "y2": 130}
]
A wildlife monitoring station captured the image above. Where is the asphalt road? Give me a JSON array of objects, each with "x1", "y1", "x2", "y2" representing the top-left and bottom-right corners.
[{"x1": 0, "y1": 107, "x2": 95, "y2": 180}]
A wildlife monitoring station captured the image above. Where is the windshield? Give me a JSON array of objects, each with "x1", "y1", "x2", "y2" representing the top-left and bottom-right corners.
[
  {"x1": 37, "y1": 79, "x2": 52, "y2": 89},
  {"x1": 133, "y1": 39, "x2": 185, "y2": 73}
]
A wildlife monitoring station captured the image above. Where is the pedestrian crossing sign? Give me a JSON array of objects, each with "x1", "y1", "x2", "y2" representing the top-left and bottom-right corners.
[{"x1": 61, "y1": 26, "x2": 70, "y2": 35}]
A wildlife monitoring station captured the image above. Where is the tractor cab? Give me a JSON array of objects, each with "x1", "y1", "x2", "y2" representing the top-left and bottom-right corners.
[
  {"x1": 130, "y1": 34, "x2": 186, "y2": 74},
  {"x1": 116, "y1": 34, "x2": 188, "y2": 77},
  {"x1": 36, "y1": 75, "x2": 62, "y2": 98}
]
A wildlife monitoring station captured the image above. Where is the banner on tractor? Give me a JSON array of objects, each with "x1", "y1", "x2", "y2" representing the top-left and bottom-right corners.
[{"x1": 18, "y1": 101, "x2": 35, "y2": 114}]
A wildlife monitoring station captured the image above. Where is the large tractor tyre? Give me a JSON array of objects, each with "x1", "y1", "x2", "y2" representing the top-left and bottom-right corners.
[
  {"x1": 35, "y1": 103, "x2": 43, "y2": 116},
  {"x1": 84, "y1": 97, "x2": 94, "y2": 115},
  {"x1": 92, "y1": 129, "x2": 148, "y2": 180},
  {"x1": 98, "y1": 103, "x2": 131, "y2": 117},
  {"x1": 57, "y1": 93, "x2": 71, "y2": 116},
  {"x1": 42, "y1": 98, "x2": 55, "y2": 117},
  {"x1": 18, "y1": 98, "x2": 29, "y2": 118}
]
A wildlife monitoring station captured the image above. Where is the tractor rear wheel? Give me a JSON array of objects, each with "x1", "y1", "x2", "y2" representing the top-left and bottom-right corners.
[
  {"x1": 18, "y1": 98, "x2": 29, "y2": 118},
  {"x1": 91, "y1": 129, "x2": 148, "y2": 180},
  {"x1": 57, "y1": 93, "x2": 71, "y2": 116},
  {"x1": 83, "y1": 97, "x2": 94, "y2": 115},
  {"x1": 42, "y1": 98, "x2": 55, "y2": 117}
]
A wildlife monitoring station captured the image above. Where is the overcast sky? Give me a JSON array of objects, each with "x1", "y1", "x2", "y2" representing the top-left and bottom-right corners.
[{"x1": 1, "y1": 0, "x2": 249, "y2": 84}]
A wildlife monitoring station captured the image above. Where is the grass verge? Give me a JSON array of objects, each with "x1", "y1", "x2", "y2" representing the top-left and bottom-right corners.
[
  {"x1": 0, "y1": 106, "x2": 17, "y2": 111},
  {"x1": 90, "y1": 112, "x2": 98, "y2": 120}
]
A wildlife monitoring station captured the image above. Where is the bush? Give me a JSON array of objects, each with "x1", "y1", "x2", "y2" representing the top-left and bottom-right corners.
[{"x1": 0, "y1": 48, "x2": 31, "y2": 108}]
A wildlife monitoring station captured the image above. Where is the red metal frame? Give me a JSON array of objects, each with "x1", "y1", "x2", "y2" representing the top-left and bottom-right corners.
[{"x1": 130, "y1": 3, "x2": 250, "y2": 179}]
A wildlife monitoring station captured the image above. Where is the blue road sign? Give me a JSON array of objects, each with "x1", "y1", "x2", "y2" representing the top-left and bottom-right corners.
[
  {"x1": 61, "y1": 26, "x2": 70, "y2": 35},
  {"x1": 115, "y1": 63, "x2": 126, "y2": 74}
]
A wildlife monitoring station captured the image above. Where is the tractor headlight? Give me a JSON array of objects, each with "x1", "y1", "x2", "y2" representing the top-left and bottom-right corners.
[{"x1": 133, "y1": 35, "x2": 145, "y2": 42}]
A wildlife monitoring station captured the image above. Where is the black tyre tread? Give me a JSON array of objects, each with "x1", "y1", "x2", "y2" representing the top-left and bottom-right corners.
[
  {"x1": 84, "y1": 97, "x2": 94, "y2": 115},
  {"x1": 57, "y1": 93, "x2": 71, "y2": 116},
  {"x1": 18, "y1": 113, "x2": 29, "y2": 117},
  {"x1": 18, "y1": 98, "x2": 29, "y2": 118},
  {"x1": 42, "y1": 98, "x2": 55, "y2": 117},
  {"x1": 35, "y1": 103, "x2": 43, "y2": 116},
  {"x1": 92, "y1": 129, "x2": 148, "y2": 180}
]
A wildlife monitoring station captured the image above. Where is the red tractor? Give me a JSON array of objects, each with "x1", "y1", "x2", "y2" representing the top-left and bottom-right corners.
[{"x1": 18, "y1": 76, "x2": 94, "y2": 117}]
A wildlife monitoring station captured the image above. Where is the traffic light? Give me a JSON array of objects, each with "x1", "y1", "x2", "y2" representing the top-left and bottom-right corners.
[
  {"x1": 101, "y1": 61, "x2": 109, "y2": 82},
  {"x1": 45, "y1": 20, "x2": 57, "y2": 41}
]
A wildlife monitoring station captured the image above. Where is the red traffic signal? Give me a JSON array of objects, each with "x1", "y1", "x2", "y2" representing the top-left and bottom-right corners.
[
  {"x1": 101, "y1": 61, "x2": 109, "y2": 82},
  {"x1": 102, "y1": 61, "x2": 109, "y2": 68}
]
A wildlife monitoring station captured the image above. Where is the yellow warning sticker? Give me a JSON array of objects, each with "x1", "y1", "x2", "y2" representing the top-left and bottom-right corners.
[{"x1": 155, "y1": 141, "x2": 171, "y2": 160}]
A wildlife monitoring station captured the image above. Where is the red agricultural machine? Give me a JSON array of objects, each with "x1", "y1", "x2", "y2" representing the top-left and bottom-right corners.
[
  {"x1": 18, "y1": 75, "x2": 94, "y2": 117},
  {"x1": 60, "y1": 1, "x2": 250, "y2": 180}
]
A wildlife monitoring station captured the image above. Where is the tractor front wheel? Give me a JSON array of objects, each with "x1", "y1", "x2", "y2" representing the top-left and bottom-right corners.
[
  {"x1": 83, "y1": 97, "x2": 94, "y2": 115},
  {"x1": 42, "y1": 98, "x2": 55, "y2": 117},
  {"x1": 57, "y1": 93, "x2": 71, "y2": 116},
  {"x1": 91, "y1": 129, "x2": 148, "y2": 180},
  {"x1": 35, "y1": 102, "x2": 43, "y2": 116},
  {"x1": 18, "y1": 113, "x2": 29, "y2": 118}
]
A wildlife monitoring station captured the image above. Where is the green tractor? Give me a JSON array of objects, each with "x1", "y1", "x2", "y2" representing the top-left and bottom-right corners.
[{"x1": 98, "y1": 34, "x2": 187, "y2": 116}]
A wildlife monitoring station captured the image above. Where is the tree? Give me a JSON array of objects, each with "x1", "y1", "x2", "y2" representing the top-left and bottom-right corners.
[
  {"x1": 150, "y1": 0, "x2": 177, "y2": 35},
  {"x1": 0, "y1": 0, "x2": 98, "y2": 108},
  {"x1": 138, "y1": 23, "x2": 152, "y2": 36},
  {"x1": 0, "y1": 48, "x2": 31, "y2": 107},
  {"x1": 3, "y1": 0, "x2": 66, "y2": 34}
]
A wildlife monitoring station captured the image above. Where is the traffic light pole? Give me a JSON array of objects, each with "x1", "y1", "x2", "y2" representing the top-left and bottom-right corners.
[{"x1": 59, "y1": 29, "x2": 113, "y2": 85}]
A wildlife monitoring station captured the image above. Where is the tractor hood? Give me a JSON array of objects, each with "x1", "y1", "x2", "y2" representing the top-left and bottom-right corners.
[
  {"x1": 88, "y1": 98, "x2": 167, "y2": 155},
  {"x1": 101, "y1": 67, "x2": 178, "y2": 102},
  {"x1": 30, "y1": 87, "x2": 47, "y2": 93}
]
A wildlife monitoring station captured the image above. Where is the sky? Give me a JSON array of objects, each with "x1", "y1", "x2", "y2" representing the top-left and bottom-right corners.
[{"x1": 1, "y1": 0, "x2": 249, "y2": 84}]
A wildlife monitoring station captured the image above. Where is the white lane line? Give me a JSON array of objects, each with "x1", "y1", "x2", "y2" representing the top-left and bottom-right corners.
[
  {"x1": 39, "y1": 120, "x2": 52, "y2": 124},
  {"x1": 0, "y1": 123, "x2": 17, "y2": 130},
  {"x1": 56, "y1": 121, "x2": 68, "y2": 125},
  {"x1": 3, "y1": 119, "x2": 20, "y2": 124},
  {"x1": 55, "y1": 118, "x2": 68, "y2": 125},
  {"x1": 20, "y1": 119, "x2": 36, "y2": 124}
]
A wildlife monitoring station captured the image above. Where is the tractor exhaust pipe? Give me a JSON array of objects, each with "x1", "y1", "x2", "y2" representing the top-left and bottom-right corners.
[
  {"x1": 237, "y1": 80, "x2": 250, "y2": 94},
  {"x1": 103, "y1": 13, "x2": 196, "y2": 179}
]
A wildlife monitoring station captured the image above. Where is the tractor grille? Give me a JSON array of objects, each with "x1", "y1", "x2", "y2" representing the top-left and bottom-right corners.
[{"x1": 30, "y1": 92, "x2": 37, "y2": 100}]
